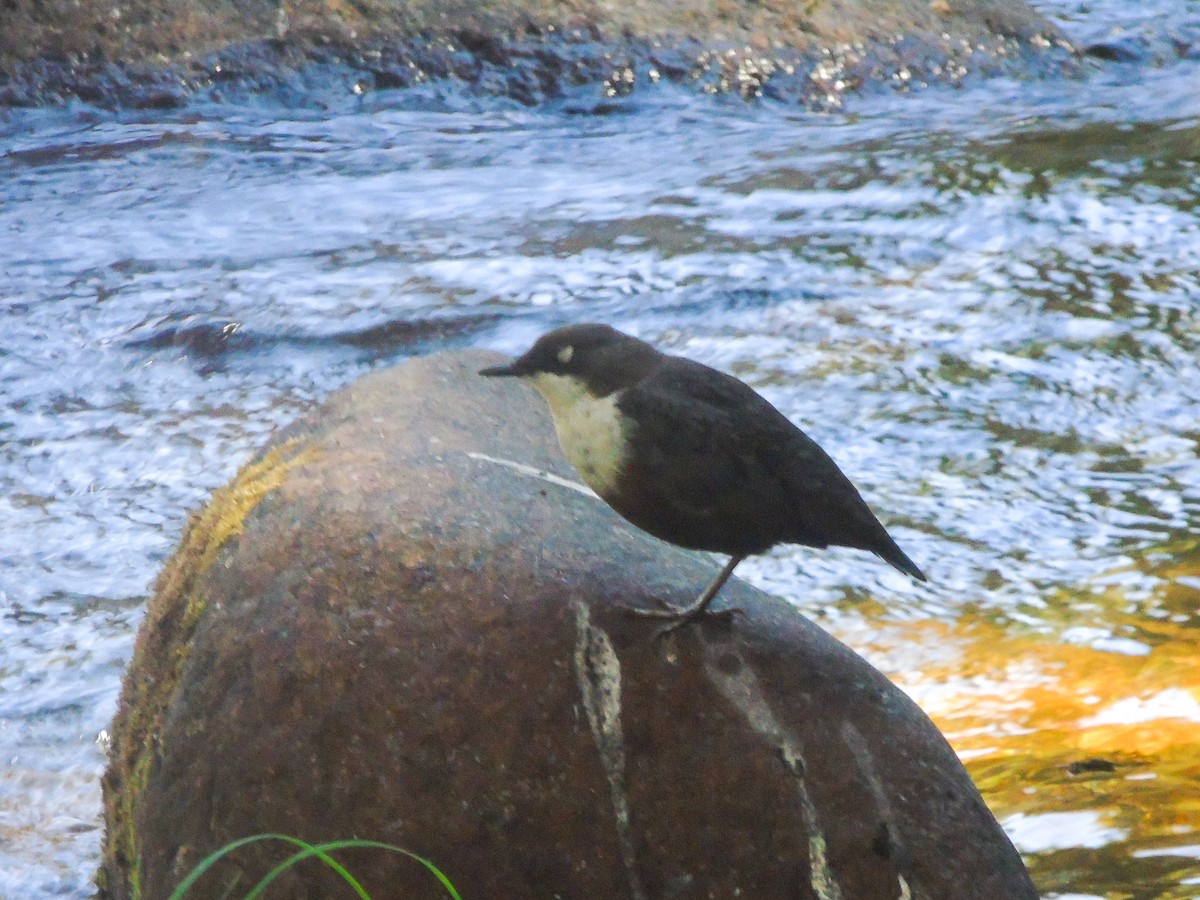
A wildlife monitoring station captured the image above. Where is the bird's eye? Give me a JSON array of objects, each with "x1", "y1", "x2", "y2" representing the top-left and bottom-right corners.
[{"x1": 556, "y1": 345, "x2": 574, "y2": 365}]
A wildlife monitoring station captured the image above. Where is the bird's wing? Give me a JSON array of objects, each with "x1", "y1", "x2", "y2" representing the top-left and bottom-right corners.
[{"x1": 621, "y1": 358, "x2": 896, "y2": 554}]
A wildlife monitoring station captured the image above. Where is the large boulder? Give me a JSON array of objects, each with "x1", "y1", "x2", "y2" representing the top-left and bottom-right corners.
[{"x1": 100, "y1": 349, "x2": 1036, "y2": 899}]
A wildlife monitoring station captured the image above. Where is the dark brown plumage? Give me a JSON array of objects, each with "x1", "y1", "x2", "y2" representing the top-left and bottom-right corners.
[{"x1": 481, "y1": 323, "x2": 925, "y2": 631}]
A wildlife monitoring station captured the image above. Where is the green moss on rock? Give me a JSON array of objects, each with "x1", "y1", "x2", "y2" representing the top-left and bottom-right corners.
[{"x1": 99, "y1": 438, "x2": 317, "y2": 900}]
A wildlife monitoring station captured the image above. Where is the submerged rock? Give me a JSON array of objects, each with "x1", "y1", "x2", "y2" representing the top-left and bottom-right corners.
[{"x1": 100, "y1": 349, "x2": 1037, "y2": 899}]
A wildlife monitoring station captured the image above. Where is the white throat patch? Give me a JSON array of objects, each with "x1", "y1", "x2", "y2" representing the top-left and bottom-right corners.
[{"x1": 529, "y1": 373, "x2": 627, "y2": 496}]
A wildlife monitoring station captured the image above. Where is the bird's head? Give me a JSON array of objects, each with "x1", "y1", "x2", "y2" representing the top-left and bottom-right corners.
[{"x1": 480, "y1": 323, "x2": 659, "y2": 406}]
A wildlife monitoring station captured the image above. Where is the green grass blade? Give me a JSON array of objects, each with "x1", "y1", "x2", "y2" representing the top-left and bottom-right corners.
[
  {"x1": 170, "y1": 833, "x2": 462, "y2": 900},
  {"x1": 244, "y1": 839, "x2": 370, "y2": 900},
  {"x1": 169, "y1": 834, "x2": 307, "y2": 899},
  {"x1": 245, "y1": 839, "x2": 462, "y2": 900},
  {"x1": 319, "y1": 840, "x2": 463, "y2": 900}
]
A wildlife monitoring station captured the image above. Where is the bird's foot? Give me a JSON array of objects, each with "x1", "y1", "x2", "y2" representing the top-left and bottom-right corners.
[{"x1": 624, "y1": 600, "x2": 741, "y2": 638}]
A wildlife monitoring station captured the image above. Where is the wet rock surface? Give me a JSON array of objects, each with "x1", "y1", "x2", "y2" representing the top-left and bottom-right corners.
[
  {"x1": 100, "y1": 349, "x2": 1036, "y2": 899},
  {"x1": 0, "y1": 0, "x2": 1079, "y2": 108}
]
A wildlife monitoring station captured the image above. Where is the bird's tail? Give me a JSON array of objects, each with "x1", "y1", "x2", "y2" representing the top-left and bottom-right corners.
[{"x1": 876, "y1": 536, "x2": 926, "y2": 582}]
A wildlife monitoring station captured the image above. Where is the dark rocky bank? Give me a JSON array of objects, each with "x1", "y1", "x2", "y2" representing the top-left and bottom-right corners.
[{"x1": 1, "y1": 0, "x2": 1080, "y2": 109}]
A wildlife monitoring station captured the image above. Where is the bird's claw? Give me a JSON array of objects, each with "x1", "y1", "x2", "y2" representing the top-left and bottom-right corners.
[
  {"x1": 624, "y1": 601, "x2": 741, "y2": 638},
  {"x1": 623, "y1": 597, "x2": 684, "y2": 618}
]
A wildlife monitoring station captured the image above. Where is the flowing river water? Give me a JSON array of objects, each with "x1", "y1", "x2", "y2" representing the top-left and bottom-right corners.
[{"x1": 2, "y1": 0, "x2": 1200, "y2": 895}]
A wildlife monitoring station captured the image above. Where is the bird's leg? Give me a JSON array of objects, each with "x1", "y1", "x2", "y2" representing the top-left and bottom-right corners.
[{"x1": 627, "y1": 554, "x2": 746, "y2": 636}]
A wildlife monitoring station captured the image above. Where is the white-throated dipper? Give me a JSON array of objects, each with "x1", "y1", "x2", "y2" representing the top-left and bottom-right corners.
[{"x1": 480, "y1": 323, "x2": 926, "y2": 632}]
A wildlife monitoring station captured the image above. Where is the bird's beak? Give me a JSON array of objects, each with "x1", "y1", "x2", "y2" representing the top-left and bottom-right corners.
[{"x1": 479, "y1": 360, "x2": 524, "y2": 378}]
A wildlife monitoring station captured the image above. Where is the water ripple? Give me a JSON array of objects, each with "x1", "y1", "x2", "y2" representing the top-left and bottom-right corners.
[{"x1": 2, "y1": 47, "x2": 1200, "y2": 897}]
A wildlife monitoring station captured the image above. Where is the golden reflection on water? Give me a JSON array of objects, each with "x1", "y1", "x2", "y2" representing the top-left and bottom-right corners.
[{"x1": 835, "y1": 557, "x2": 1200, "y2": 898}]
